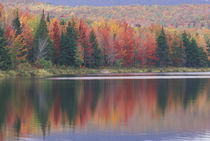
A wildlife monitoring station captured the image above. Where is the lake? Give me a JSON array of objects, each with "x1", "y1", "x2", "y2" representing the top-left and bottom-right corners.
[{"x1": 0, "y1": 73, "x2": 210, "y2": 141}]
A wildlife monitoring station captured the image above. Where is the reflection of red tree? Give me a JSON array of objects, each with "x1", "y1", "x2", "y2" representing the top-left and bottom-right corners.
[
  {"x1": 50, "y1": 92, "x2": 62, "y2": 128},
  {"x1": 78, "y1": 82, "x2": 93, "y2": 127}
]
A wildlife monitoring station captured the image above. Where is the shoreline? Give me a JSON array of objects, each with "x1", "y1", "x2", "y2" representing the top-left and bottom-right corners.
[{"x1": 1, "y1": 67, "x2": 210, "y2": 79}]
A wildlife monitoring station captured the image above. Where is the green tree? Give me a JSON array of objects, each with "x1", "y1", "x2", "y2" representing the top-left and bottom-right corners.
[
  {"x1": 198, "y1": 47, "x2": 208, "y2": 67},
  {"x1": 183, "y1": 32, "x2": 208, "y2": 68},
  {"x1": 182, "y1": 31, "x2": 193, "y2": 67},
  {"x1": 190, "y1": 38, "x2": 208, "y2": 67},
  {"x1": 30, "y1": 10, "x2": 53, "y2": 63},
  {"x1": 156, "y1": 27, "x2": 169, "y2": 67},
  {"x1": 0, "y1": 26, "x2": 12, "y2": 70},
  {"x1": 204, "y1": 35, "x2": 210, "y2": 66},
  {"x1": 59, "y1": 21, "x2": 81, "y2": 67},
  {"x1": 171, "y1": 41, "x2": 184, "y2": 67},
  {"x1": 89, "y1": 29, "x2": 102, "y2": 68},
  {"x1": 46, "y1": 13, "x2": 50, "y2": 23},
  {"x1": 12, "y1": 9, "x2": 22, "y2": 36}
]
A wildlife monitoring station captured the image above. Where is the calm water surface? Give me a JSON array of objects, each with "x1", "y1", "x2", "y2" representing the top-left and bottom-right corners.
[{"x1": 0, "y1": 74, "x2": 210, "y2": 141}]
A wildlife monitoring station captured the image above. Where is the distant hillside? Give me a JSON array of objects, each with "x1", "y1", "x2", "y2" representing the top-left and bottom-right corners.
[
  {"x1": 1, "y1": 0, "x2": 41, "y2": 6},
  {"x1": 2, "y1": 0, "x2": 210, "y2": 29},
  {"x1": 1, "y1": 0, "x2": 34, "y2": 4},
  {"x1": 2, "y1": 0, "x2": 210, "y2": 6},
  {"x1": 38, "y1": 0, "x2": 210, "y2": 6}
]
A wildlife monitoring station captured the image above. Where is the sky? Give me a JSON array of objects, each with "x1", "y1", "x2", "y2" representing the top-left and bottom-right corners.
[{"x1": 38, "y1": 0, "x2": 210, "y2": 6}]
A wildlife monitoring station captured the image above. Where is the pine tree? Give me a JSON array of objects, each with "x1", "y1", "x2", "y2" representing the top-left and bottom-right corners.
[
  {"x1": 156, "y1": 27, "x2": 169, "y2": 67},
  {"x1": 182, "y1": 32, "x2": 208, "y2": 68},
  {"x1": 0, "y1": 26, "x2": 12, "y2": 70},
  {"x1": 182, "y1": 31, "x2": 208, "y2": 67},
  {"x1": 198, "y1": 48, "x2": 208, "y2": 67},
  {"x1": 12, "y1": 10, "x2": 22, "y2": 36},
  {"x1": 190, "y1": 38, "x2": 208, "y2": 67},
  {"x1": 59, "y1": 31, "x2": 67, "y2": 65},
  {"x1": 46, "y1": 13, "x2": 50, "y2": 23},
  {"x1": 171, "y1": 41, "x2": 184, "y2": 67},
  {"x1": 89, "y1": 30, "x2": 102, "y2": 68},
  {"x1": 59, "y1": 21, "x2": 81, "y2": 67},
  {"x1": 30, "y1": 10, "x2": 53, "y2": 63},
  {"x1": 182, "y1": 31, "x2": 191, "y2": 67}
]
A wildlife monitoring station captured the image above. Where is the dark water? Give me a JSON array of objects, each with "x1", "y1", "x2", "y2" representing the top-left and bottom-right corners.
[{"x1": 0, "y1": 76, "x2": 210, "y2": 141}]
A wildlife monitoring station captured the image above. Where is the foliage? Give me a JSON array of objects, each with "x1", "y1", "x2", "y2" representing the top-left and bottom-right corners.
[
  {"x1": 0, "y1": 26, "x2": 12, "y2": 70},
  {"x1": 12, "y1": 10, "x2": 22, "y2": 36},
  {"x1": 88, "y1": 29, "x2": 103, "y2": 68},
  {"x1": 30, "y1": 10, "x2": 53, "y2": 63},
  {"x1": 50, "y1": 19, "x2": 60, "y2": 64},
  {"x1": 0, "y1": 2, "x2": 209, "y2": 71},
  {"x1": 39, "y1": 58, "x2": 53, "y2": 69},
  {"x1": 156, "y1": 28, "x2": 170, "y2": 67},
  {"x1": 59, "y1": 21, "x2": 82, "y2": 67}
]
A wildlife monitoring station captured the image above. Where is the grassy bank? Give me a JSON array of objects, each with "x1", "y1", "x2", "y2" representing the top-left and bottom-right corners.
[{"x1": 0, "y1": 67, "x2": 210, "y2": 79}]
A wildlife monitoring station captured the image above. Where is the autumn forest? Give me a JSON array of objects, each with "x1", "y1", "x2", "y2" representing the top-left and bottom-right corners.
[{"x1": 0, "y1": 1, "x2": 210, "y2": 72}]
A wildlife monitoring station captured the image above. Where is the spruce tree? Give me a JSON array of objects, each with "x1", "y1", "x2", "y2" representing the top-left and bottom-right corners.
[
  {"x1": 182, "y1": 31, "x2": 191, "y2": 67},
  {"x1": 12, "y1": 10, "x2": 22, "y2": 36},
  {"x1": 46, "y1": 13, "x2": 50, "y2": 23},
  {"x1": 59, "y1": 31, "x2": 67, "y2": 65},
  {"x1": 59, "y1": 21, "x2": 81, "y2": 67},
  {"x1": 182, "y1": 32, "x2": 208, "y2": 68},
  {"x1": 190, "y1": 38, "x2": 208, "y2": 67},
  {"x1": 156, "y1": 27, "x2": 169, "y2": 67},
  {"x1": 30, "y1": 10, "x2": 53, "y2": 63},
  {"x1": 89, "y1": 30, "x2": 102, "y2": 68},
  {"x1": 0, "y1": 26, "x2": 12, "y2": 70},
  {"x1": 198, "y1": 48, "x2": 208, "y2": 67},
  {"x1": 171, "y1": 41, "x2": 184, "y2": 67}
]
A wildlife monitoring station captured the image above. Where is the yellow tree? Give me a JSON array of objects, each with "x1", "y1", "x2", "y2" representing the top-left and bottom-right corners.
[{"x1": 11, "y1": 34, "x2": 28, "y2": 66}]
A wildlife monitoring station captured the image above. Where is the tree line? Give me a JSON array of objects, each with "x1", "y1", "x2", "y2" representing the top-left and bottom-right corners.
[{"x1": 0, "y1": 3, "x2": 209, "y2": 70}]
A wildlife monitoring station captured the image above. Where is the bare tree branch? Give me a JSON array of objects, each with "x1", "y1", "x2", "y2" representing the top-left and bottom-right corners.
[{"x1": 36, "y1": 37, "x2": 49, "y2": 62}]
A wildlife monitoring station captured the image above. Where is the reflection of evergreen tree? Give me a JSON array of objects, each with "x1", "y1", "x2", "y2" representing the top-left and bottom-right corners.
[
  {"x1": 170, "y1": 79, "x2": 208, "y2": 108},
  {"x1": 183, "y1": 79, "x2": 207, "y2": 108},
  {"x1": 171, "y1": 80, "x2": 185, "y2": 102},
  {"x1": 14, "y1": 118, "x2": 21, "y2": 137},
  {"x1": 157, "y1": 80, "x2": 169, "y2": 115},
  {"x1": 0, "y1": 80, "x2": 12, "y2": 132},
  {"x1": 86, "y1": 80, "x2": 102, "y2": 114},
  {"x1": 59, "y1": 81, "x2": 80, "y2": 124},
  {"x1": 29, "y1": 80, "x2": 55, "y2": 137}
]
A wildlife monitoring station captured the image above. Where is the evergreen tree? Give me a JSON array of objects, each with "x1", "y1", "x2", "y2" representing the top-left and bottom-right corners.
[
  {"x1": 30, "y1": 10, "x2": 53, "y2": 63},
  {"x1": 189, "y1": 38, "x2": 200, "y2": 67},
  {"x1": 198, "y1": 47, "x2": 208, "y2": 67},
  {"x1": 171, "y1": 41, "x2": 184, "y2": 67},
  {"x1": 190, "y1": 38, "x2": 208, "y2": 67},
  {"x1": 0, "y1": 26, "x2": 12, "y2": 70},
  {"x1": 89, "y1": 30, "x2": 102, "y2": 68},
  {"x1": 12, "y1": 10, "x2": 22, "y2": 36},
  {"x1": 46, "y1": 13, "x2": 50, "y2": 23},
  {"x1": 204, "y1": 36, "x2": 210, "y2": 66},
  {"x1": 182, "y1": 31, "x2": 191, "y2": 67},
  {"x1": 59, "y1": 31, "x2": 67, "y2": 65},
  {"x1": 182, "y1": 32, "x2": 208, "y2": 67},
  {"x1": 156, "y1": 27, "x2": 169, "y2": 67},
  {"x1": 59, "y1": 21, "x2": 81, "y2": 67}
]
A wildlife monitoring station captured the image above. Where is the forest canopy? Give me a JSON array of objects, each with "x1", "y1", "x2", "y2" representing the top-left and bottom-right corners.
[{"x1": 0, "y1": 1, "x2": 209, "y2": 71}]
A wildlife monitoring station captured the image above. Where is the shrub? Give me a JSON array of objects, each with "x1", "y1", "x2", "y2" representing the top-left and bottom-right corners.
[
  {"x1": 39, "y1": 58, "x2": 53, "y2": 69},
  {"x1": 16, "y1": 62, "x2": 33, "y2": 72}
]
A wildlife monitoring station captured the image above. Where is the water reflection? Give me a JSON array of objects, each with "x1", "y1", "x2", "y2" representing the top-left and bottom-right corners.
[{"x1": 0, "y1": 78, "x2": 209, "y2": 140}]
